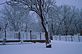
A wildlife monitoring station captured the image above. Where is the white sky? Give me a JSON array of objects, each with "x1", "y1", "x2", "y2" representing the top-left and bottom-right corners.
[{"x1": 55, "y1": 0, "x2": 82, "y2": 9}]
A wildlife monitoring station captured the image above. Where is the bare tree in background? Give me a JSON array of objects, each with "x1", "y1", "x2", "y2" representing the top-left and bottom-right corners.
[{"x1": 0, "y1": 4, "x2": 29, "y2": 31}]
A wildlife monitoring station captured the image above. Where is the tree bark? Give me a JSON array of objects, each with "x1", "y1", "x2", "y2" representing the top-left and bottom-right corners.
[{"x1": 38, "y1": 0, "x2": 49, "y2": 44}]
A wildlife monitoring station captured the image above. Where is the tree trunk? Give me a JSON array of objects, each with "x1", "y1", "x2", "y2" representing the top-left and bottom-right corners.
[
  {"x1": 38, "y1": 0, "x2": 51, "y2": 48},
  {"x1": 40, "y1": 15, "x2": 49, "y2": 44},
  {"x1": 41, "y1": 20, "x2": 51, "y2": 48}
]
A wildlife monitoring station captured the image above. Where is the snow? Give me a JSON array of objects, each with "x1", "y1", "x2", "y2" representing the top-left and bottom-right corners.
[
  {"x1": 0, "y1": 32, "x2": 82, "y2": 54},
  {"x1": 0, "y1": 40, "x2": 82, "y2": 54}
]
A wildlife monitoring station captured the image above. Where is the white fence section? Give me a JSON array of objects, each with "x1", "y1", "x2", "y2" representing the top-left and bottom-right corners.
[
  {"x1": 53, "y1": 35, "x2": 82, "y2": 42},
  {"x1": 0, "y1": 31, "x2": 82, "y2": 42},
  {"x1": 0, "y1": 31, "x2": 45, "y2": 40}
]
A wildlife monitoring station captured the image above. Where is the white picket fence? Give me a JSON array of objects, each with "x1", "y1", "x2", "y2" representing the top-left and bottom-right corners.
[
  {"x1": 0, "y1": 31, "x2": 82, "y2": 42},
  {"x1": 0, "y1": 31, "x2": 45, "y2": 40},
  {"x1": 53, "y1": 35, "x2": 82, "y2": 42}
]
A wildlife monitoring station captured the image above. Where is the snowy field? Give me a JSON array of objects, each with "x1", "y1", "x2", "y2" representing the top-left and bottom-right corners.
[
  {"x1": 0, "y1": 32, "x2": 82, "y2": 54},
  {"x1": 0, "y1": 40, "x2": 82, "y2": 54}
]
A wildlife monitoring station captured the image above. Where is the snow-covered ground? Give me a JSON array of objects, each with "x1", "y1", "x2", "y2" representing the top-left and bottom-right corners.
[
  {"x1": 0, "y1": 32, "x2": 82, "y2": 54},
  {"x1": 0, "y1": 40, "x2": 82, "y2": 54}
]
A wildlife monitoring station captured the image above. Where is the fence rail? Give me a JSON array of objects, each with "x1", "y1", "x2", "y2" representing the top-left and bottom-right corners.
[
  {"x1": 0, "y1": 31, "x2": 45, "y2": 40},
  {"x1": 0, "y1": 31, "x2": 52, "y2": 48},
  {"x1": 0, "y1": 31, "x2": 82, "y2": 42}
]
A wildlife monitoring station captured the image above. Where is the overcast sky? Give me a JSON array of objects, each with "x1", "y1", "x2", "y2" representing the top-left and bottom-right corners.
[
  {"x1": 56, "y1": 0, "x2": 82, "y2": 9},
  {"x1": 0, "y1": 0, "x2": 82, "y2": 9}
]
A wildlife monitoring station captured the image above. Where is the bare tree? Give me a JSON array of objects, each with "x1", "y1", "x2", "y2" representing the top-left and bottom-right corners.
[
  {"x1": 7, "y1": 0, "x2": 56, "y2": 47},
  {"x1": 0, "y1": 4, "x2": 29, "y2": 31}
]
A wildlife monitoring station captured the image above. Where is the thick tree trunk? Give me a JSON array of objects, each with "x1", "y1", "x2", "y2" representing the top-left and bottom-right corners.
[
  {"x1": 38, "y1": 0, "x2": 51, "y2": 48},
  {"x1": 40, "y1": 15, "x2": 49, "y2": 43},
  {"x1": 40, "y1": 15, "x2": 51, "y2": 48}
]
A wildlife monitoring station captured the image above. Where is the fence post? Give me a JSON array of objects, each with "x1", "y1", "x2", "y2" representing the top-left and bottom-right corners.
[
  {"x1": 3, "y1": 38, "x2": 6, "y2": 45},
  {"x1": 71, "y1": 35, "x2": 73, "y2": 42},
  {"x1": 18, "y1": 32, "x2": 20, "y2": 41},
  {"x1": 59, "y1": 35, "x2": 61, "y2": 40},
  {"x1": 78, "y1": 35, "x2": 80, "y2": 42},
  {"x1": 3, "y1": 24, "x2": 7, "y2": 45},
  {"x1": 3, "y1": 30, "x2": 6, "y2": 45},
  {"x1": 55, "y1": 36, "x2": 57, "y2": 40},
  {"x1": 65, "y1": 35, "x2": 67, "y2": 41},
  {"x1": 40, "y1": 32, "x2": 41, "y2": 40},
  {"x1": 50, "y1": 32, "x2": 53, "y2": 40},
  {"x1": 30, "y1": 30, "x2": 32, "y2": 40},
  {"x1": 4, "y1": 28, "x2": 6, "y2": 40},
  {"x1": 26, "y1": 32, "x2": 28, "y2": 40}
]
